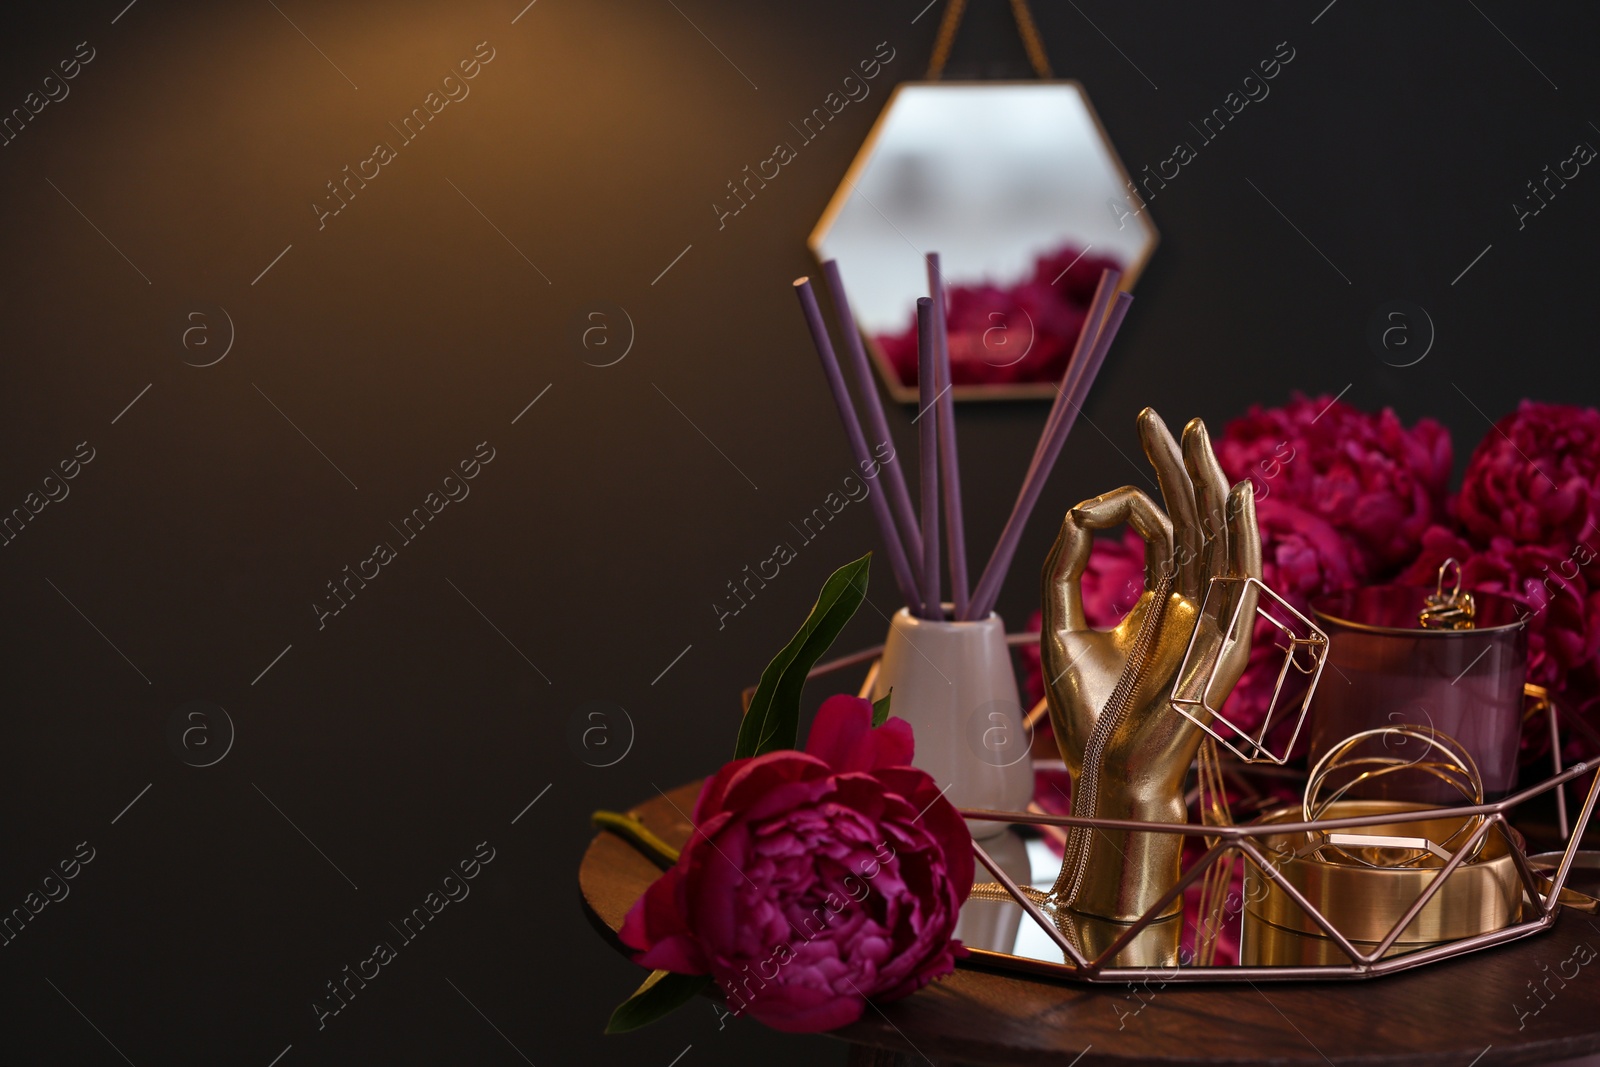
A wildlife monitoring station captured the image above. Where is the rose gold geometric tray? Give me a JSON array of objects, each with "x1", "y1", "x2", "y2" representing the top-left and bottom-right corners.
[{"x1": 958, "y1": 758, "x2": 1596, "y2": 983}]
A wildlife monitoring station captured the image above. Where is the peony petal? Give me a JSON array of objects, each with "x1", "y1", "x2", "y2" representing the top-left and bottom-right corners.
[
  {"x1": 806, "y1": 694, "x2": 914, "y2": 772},
  {"x1": 736, "y1": 981, "x2": 868, "y2": 1033},
  {"x1": 694, "y1": 755, "x2": 753, "y2": 823},
  {"x1": 871, "y1": 766, "x2": 975, "y2": 896},
  {"x1": 697, "y1": 752, "x2": 829, "y2": 823},
  {"x1": 877, "y1": 944, "x2": 959, "y2": 1002},
  {"x1": 635, "y1": 933, "x2": 710, "y2": 975},
  {"x1": 620, "y1": 863, "x2": 711, "y2": 974},
  {"x1": 619, "y1": 863, "x2": 680, "y2": 950},
  {"x1": 682, "y1": 821, "x2": 755, "y2": 960},
  {"x1": 704, "y1": 751, "x2": 831, "y2": 821}
]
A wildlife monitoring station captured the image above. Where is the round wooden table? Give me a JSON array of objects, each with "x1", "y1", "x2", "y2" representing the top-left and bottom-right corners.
[{"x1": 581, "y1": 781, "x2": 1600, "y2": 1066}]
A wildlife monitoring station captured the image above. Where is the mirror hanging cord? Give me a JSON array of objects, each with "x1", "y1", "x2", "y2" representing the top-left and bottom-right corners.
[{"x1": 926, "y1": 0, "x2": 1055, "y2": 80}]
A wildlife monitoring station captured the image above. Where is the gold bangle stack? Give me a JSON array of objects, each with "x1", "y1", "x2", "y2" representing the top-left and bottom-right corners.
[{"x1": 1242, "y1": 726, "x2": 1522, "y2": 966}]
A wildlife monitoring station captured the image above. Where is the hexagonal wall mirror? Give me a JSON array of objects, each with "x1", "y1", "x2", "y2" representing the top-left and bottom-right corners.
[{"x1": 810, "y1": 82, "x2": 1157, "y2": 402}]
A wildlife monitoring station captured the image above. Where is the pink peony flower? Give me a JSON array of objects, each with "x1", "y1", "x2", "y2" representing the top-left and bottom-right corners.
[
  {"x1": 1215, "y1": 394, "x2": 1452, "y2": 574},
  {"x1": 1396, "y1": 525, "x2": 1600, "y2": 696},
  {"x1": 948, "y1": 283, "x2": 1078, "y2": 386},
  {"x1": 1457, "y1": 401, "x2": 1600, "y2": 553},
  {"x1": 1077, "y1": 527, "x2": 1149, "y2": 627},
  {"x1": 620, "y1": 695, "x2": 972, "y2": 1033},
  {"x1": 1554, "y1": 674, "x2": 1600, "y2": 762},
  {"x1": 1253, "y1": 498, "x2": 1364, "y2": 612},
  {"x1": 1213, "y1": 499, "x2": 1363, "y2": 741}
]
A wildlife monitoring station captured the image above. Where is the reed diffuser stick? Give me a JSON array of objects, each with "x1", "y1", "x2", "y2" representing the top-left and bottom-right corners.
[
  {"x1": 968, "y1": 291, "x2": 1134, "y2": 620},
  {"x1": 793, "y1": 278, "x2": 923, "y2": 608},
  {"x1": 927, "y1": 253, "x2": 970, "y2": 621},
  {"x1": 915, "y1": 297, "x2": 942, "y2": 620},
  {"x1": 820, "y1": 259, "x2": 923, "y2": 569},
  {"x1": 1021, "y1": 269, "x2": 1120, "y2": 493}
]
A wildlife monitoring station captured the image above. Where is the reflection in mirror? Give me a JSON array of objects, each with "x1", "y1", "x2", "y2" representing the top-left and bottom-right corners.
[
  {"x1": 963, "y1": 834, "x2": 1185, "y2": 968},
  {"x1": 810, "y1": 82, "x2": 1157, "y2": 401},
  {"x1": 953, "y1": 828, "x2": 1028, "y2": 954}
]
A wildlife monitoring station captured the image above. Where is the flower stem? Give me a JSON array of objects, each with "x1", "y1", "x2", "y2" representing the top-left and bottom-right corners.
[{"x1": 592, "y1": 810, "x2": 681, "y2": 867}]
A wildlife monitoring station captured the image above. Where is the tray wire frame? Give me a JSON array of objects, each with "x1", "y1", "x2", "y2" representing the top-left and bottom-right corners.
[
  {"x1": 1169, "y1": 575, "x2": 1329, "y2": 765},
  {"x1": 960, "y1": 756, "x2": 1599, "y2": 982}
]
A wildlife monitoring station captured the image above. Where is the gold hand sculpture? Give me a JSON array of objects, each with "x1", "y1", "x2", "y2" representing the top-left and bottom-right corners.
[{"x1": 1041, "y1": 409, "x2": 1261, "y2": 961}]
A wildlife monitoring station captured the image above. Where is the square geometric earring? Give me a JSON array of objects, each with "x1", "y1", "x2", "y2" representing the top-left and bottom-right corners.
[{"x1": 1169, "y1": 575, "x2": 1329, "y2": 765}]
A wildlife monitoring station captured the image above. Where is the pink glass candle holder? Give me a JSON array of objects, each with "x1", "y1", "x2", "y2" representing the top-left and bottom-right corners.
[{"x1": 1307, "y1": 586, "x2": 1528, "y2": 799}]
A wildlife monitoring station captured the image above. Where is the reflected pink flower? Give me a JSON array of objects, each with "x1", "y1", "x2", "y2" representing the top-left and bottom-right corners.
[{"x1": 876, "y1": 244, "x2": 1122, "y2": 389}]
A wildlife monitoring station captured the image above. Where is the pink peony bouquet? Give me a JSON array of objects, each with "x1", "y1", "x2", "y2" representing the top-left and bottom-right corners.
[
  {"x1": 1401, "y1": 402, "x2": 1600, "y2": 721},
  {"x1": 1022, "y1": 395, "x2": 1600, "y2": 768},
  {"x1": 1390, "y1": 402, "x2": 1600, "y2": 759},
  {"x1": 621, "y1": 695, "x2": 971, "y2": 1032},
  {"x1": 1214, "y1": 394, "x2": 1452, "y2": 574}
]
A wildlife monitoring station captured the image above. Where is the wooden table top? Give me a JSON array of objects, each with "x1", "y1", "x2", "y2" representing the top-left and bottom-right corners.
[{"x1": 580, "y1": 781, "x2": 1600, "y2": 1066}]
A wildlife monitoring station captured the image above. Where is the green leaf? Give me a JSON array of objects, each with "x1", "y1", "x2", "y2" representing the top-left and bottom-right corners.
[
  {"x1": 591, "y1": 810, "x2": 680, "y2": 868},
  {"x1": 871, "y1": 688, "x2": 892, "y2": 728},
  {"x1": 605, "y1": 969, "x2": 714, "y2": 1034},
  {"x1": 735, "y1": 553, "x2": 872, "y2": 759}
]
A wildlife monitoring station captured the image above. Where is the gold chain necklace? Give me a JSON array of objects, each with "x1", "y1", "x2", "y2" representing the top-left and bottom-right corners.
[{"x1": 1049, "y1": 570, "x2": 1174, "y2": 909}]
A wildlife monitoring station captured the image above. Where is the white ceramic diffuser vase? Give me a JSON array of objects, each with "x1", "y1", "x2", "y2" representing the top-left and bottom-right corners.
[{"x1": 872, "y1": 608, "x2": 1033, "y2": 839}]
